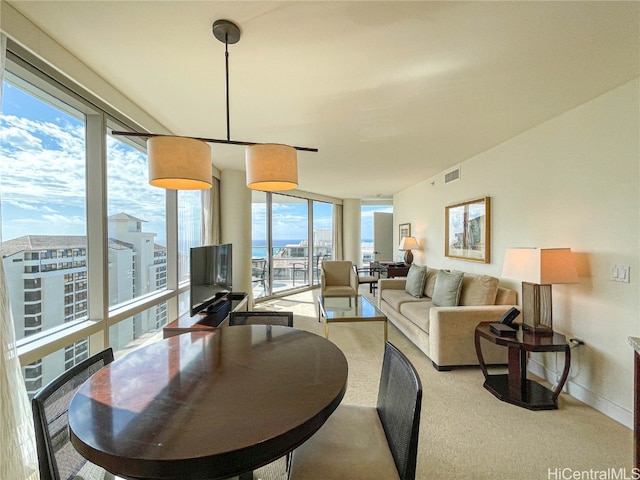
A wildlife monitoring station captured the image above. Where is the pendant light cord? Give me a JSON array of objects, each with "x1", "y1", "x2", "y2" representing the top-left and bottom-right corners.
[{"x1": 225, "y1": 36, "x2": 231, "y2": 142}]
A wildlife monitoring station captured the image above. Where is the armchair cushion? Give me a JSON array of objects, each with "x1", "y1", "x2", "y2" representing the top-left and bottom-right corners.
[
  {"x1": 404, "y1": 265, "x2": 427, "y2": 298},
  {"x1": 432, "y1": 270, "x2": 464, "y2": 307},
  {"x1": 290, "y1": 404, "x2": 400, "y2": 480},
  {"x1": 321, "y1": 260, "x2": 358, "y2": 297}
]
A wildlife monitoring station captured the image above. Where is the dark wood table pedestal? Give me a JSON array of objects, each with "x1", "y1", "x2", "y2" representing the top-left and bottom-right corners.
[{"x1": 475, "y1": 322, "x2": 571, "y2": 410}]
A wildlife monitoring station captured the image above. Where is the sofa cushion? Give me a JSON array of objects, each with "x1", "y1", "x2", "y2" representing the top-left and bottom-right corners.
[
  {"x1": 404, "y1": 264, "x2": 427, "y2": 297},
  {"x1": 423, "y1": 268, "x2": 438, "y2": 298},
  {"x1": 496, "y1": 287, "x2": 517, "y2": 305},
  {"x1": 399, "y1": 300, "x2": 433, "y2": 334},
  {"x1": 380, "y1": 288, "x2": 427, "y2": 312},
  {"x1": 459, "y1": 274, "x2": 499, "y2": 306},
  {"x1": 432, "y1": 270, "x2": 464, "y2": 307}
]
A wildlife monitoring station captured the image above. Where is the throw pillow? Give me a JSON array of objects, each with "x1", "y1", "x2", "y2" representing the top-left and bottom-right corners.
[
  {"x1": 459, "y1": 274, "x2": 499, "y2": 306},
  {"x1": 432, "y1": 270, "x2": 464, "y2": 307},
  {"x1": 404, "y1": 265, "x2": 427, "y2": 298}
]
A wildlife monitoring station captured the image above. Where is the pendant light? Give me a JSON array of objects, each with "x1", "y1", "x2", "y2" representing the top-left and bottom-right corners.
[{"x1": 113, "y1": 19, "x2": 317, "y2": 191}]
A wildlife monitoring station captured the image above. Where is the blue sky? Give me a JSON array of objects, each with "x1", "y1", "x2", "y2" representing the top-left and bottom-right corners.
[
  {"x1": 1, "y1": 79, "x2": 392, "y2": 248},
  {"x1": 0, "y1": 80, "x2": 169, "y2": 245}
]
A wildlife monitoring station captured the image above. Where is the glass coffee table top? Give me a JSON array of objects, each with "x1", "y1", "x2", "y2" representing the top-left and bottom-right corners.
[{"x1": 317, "y1": 295, "x2": 387, "y2": 341}]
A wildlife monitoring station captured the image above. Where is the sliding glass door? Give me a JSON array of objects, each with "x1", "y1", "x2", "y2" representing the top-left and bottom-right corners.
[{"x1": 251, "y1": 192, "x2": 333, "y2": 299}]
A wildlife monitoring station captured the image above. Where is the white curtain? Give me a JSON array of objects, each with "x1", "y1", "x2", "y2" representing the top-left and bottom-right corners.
[
  {"x1": 0, "y1": 34, "x2": 40, "y2": 480},
  {"x1": 201, "y1": 176, "x2": 221, "y2": 245}
]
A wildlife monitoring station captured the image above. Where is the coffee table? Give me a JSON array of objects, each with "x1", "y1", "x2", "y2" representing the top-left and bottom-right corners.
[{"x1": 318, "y1": 295, "x2": 387, "y2": 342}]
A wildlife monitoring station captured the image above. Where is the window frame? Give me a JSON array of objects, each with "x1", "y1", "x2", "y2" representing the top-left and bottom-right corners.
[{"x1": 3, "y1": 41, "x2": 186, "y2": 368}]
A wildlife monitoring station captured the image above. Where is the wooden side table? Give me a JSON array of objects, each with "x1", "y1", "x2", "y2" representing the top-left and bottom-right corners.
[
  {"x1": 474, "y1": 322, "x2": 571, "y2": 410},
  {"x1": 370, "y1": 261, "x2": 410, "y2": 278}
]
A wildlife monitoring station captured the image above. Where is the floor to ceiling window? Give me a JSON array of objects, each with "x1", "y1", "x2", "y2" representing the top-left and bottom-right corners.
[
  {"x1": 1, "y1": 69, "x2": 90, "y2": 395},
  {"x1": 251, "y1": 190, "x2": 269, "y2": 299},
  {"x1": 251, "y1": 191, "x2": 334, "y2": 299},
  {"x1": 106, "y1": 129, "x2": 168, "y2": 352},
  {"x1": 272, "y1": 193, "x2": 309, "y2": 294},
  {"x1": 1, "y1": 42, "x2": 201, "y2": 395},
  {"x1": 312, "y1": 201, "x2": 333, "y2": 285}
]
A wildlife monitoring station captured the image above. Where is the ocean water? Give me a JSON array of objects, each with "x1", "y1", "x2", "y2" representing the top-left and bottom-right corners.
[
  {"x1": 252, "y1": 239, "x2": 373, "y2": 259},
  {"x1": 252, "y1": 239, "x2": 304, "y2": 259}
]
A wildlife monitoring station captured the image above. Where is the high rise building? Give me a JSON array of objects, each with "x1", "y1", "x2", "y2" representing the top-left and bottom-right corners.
[{"x1": 2, "y1": 213, "x2": 167, "y2": 397}]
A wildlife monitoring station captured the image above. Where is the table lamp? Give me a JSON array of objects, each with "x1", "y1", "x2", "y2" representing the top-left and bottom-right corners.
[
  {"x1": 399, "y1": 236, "x2": 419, "y2": 265},
  {"x1": 501, "y1": 248, "x2": 577, "y2": 334}
]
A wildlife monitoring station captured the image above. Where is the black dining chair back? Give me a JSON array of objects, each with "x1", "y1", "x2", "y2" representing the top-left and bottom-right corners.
[
  {"x1": 32, "y1": 348, "x2": 114, "y2": 480},
  {"x1": 228, "y1": 311, "x2": 294, "y2": 327},
  {"x1": 377, "y1": 342, "x2": 423, "y2": 480},
  {"x1": 289, "y1": 341, "x2": 422, "y2": 480}
]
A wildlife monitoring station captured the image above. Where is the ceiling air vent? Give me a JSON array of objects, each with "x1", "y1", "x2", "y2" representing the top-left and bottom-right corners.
[{"x1": 444, "y1": 166, "x2": 461, "y2": 184}]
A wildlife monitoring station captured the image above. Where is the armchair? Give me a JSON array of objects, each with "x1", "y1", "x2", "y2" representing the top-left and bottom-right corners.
[{"x1": 320, "y1": 260, "x2": 359, "y2": 298}]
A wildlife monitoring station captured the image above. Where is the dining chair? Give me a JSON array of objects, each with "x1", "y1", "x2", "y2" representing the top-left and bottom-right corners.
[
  {"x1": 353, "y1": 264, "x2": 382, "y2": 295},
  {"x1": 228, "y1": 310, "x2": 294, "y2": 327},
  {"x1": 289, "y1": 342, "x2": 422, "y2": 480},
  {"x1": 32, "y1": 347, "x2": 116, "y2": 480},
  {"x1": 251, "y1": 258, "x2": 268, "y2": 295},
  {"x1": 320, "y1": 260, "x2": 359, "y2": 298}
]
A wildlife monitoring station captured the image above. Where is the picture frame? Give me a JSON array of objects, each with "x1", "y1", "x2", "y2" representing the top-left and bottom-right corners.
[
  {"x1": 399, "y1": 223, "x2": 411, "y2": 240},
  {"x1": 445, "y1": 197, "x2": 490, "y2": 263}
]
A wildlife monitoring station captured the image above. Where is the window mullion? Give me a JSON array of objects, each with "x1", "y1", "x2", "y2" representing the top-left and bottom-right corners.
[{"x1": 85, "y1": 112, "x2": 109, "y2": 351}]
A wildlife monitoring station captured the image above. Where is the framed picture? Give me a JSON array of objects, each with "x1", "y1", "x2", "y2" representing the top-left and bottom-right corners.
[
  {"x1": 399, "y1": 223, "x2": 411, "y2": 240},
  {"x1": 445, "y1": 197, "x2": 490, "y2": 263}
]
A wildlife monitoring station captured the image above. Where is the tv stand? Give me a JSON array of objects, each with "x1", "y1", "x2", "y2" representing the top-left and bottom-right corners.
[{"x1": 163, "y1": 292, "x2": 249, "y2": 338}]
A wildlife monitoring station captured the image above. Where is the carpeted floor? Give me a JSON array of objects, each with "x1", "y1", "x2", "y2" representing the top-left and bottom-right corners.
[{"x1": 254, "y1": 287, "x2": 633, "y2": 480}]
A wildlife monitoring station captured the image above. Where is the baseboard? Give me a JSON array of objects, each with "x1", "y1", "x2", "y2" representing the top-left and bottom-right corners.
[{"x1": 527, "y1": 358, "x2": 633, "y2": 429}]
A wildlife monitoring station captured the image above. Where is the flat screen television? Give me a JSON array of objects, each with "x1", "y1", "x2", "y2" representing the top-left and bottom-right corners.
[{"x1": 190, "y1": 243, "x2": 233, "y2": 316}]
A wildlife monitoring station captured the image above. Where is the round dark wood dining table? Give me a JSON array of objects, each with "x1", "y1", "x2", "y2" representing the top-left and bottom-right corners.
[{"x1": 68, "y1": 325, "x2": 348, "y2": 480}]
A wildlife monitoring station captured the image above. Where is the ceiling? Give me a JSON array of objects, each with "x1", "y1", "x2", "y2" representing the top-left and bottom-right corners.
[{"x1": 6, "y1": 1, "x2": 639, "y2": 200}]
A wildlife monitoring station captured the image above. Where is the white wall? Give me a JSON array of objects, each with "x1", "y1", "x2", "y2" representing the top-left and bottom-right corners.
[
  {"x1": 342, "y1": 199, "x2": 361, "y2": 263},
  {"x1": 394, "y1": 79, "x2": 640, "y2": 427},
  {"x1": 220, "y1": 169, "x2": 252, "y2": 301}
]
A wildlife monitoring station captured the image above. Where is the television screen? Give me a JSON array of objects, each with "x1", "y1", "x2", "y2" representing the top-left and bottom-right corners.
[{"x1": 190, "y1": 243, "x2": 232, "y2": 316}]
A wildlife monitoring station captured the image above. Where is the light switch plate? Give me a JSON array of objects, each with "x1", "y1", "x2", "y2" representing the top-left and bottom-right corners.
[{"x1": 611, "y1": 265, "x2": 630, "y2": 283}]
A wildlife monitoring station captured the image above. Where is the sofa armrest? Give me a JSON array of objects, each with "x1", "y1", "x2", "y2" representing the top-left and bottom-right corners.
[
  {"x1": 378, "y1": 278, "x2": 406, "y2": 291},
  {"x1": 429, "y1": 305, "x2": 517, "y2": 368},
  {"x1": 377, "y1": 278, "x2": 406, "y2": 308}
]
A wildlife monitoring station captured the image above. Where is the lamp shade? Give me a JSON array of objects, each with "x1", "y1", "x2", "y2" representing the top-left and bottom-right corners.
[
  {"x1": 246, "y1": 143, "x2": 298, "y2": 191},
  {"x1": 148, "y1": 136, "x2": 212, "y2": 190},
  {"x1": 502, "y1": 248, "x2": 578, "y2": 284},
  {"x1": 399, "y1": 236, "x2": 419, "y2": 251}
]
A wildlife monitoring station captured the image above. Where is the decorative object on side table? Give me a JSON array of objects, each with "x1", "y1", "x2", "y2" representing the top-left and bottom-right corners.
[
  {"x1": 489, "y1": 306, "x2": 521, "y2": 336},
  {"x1": 398, "y1": 236, "x2": 419, "y2": 265},
  {"x1": 501, "y1": 248, "x2": 578, "y2": 334}
]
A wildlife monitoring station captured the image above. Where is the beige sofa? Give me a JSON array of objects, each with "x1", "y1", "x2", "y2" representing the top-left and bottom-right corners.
[{"x1": 378, "y1": 266, "x2": 518, "y2": 371}]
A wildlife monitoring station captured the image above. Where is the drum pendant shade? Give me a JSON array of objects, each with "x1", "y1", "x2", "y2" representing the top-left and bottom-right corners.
[
  {"x1": 246, "y1": 144, "x2": 298, "y2": 191},
  {"x1": 148, "y1": 136, "x2": 212, "y2": 190}
]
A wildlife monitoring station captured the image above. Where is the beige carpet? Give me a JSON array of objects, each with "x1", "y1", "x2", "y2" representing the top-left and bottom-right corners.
[{"x1": 254, "y1": 288, "x2": 633, "y2": 480}]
